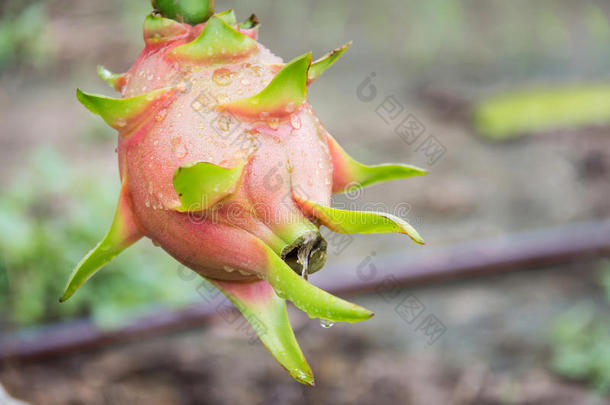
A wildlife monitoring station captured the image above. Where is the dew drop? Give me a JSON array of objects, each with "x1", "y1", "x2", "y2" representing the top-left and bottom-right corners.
[
  {"x1": 212, "y1": 68, "x2": 234, "y2": 86},
  {"x1": 217, "y1": 114, "x2": 232, "y2": 131},
  {"x1": 267, "y1": 117, "x2": 280, "y2": 130},
  {"x1": 320, "y1": 319, "x2": 334, "y2": 328},
  {"x1": 155, "y1": 109, "x2": 167, "y2": 121},
  {"x1": 171, "y1": 136, "x2": 188, "y2": 158},
  {"x1": 175, "y1": 144, "x2": 188, "y2": 159},
  {"x1": 248, "y1": 64, "x2": 263, "y2": 76},
  {"x1": 290, "y1": 114, "x2": 301, "y2": 129}
]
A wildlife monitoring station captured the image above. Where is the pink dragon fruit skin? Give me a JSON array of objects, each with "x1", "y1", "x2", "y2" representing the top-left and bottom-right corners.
[{"x1": 60, "y1": 2, "x2": 426, "y2": 385}]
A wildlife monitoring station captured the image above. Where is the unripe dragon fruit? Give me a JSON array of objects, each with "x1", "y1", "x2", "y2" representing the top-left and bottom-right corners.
[{"x1": 60, "y1": 0, "x2": 426, "y2": 385}]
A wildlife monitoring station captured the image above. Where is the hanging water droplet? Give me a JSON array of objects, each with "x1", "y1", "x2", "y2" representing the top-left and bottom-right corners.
[
  {"x1": 212, "y1": 68, "x2": 234, "y2": 86},
  {"x1": 320, "y1": 319, "x2": 334, "y2": 328},
  {"x1": 290, "y1": 114, "x2": 301, "y2": 129}
]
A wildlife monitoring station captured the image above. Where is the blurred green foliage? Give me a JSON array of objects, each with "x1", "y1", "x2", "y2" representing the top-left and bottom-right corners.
[
  {"x1": 474, "y1": 85, "x2": 610, "y2": 141},
  {"x1": 0, "y1": 148, "x2": 200, "y2": 330},
  {"x1": 0, "y1": 1, "x2": 55, "y2": 72},
  {"x1": 549, "y1": 260, "x2": 610, "y2": 395}
]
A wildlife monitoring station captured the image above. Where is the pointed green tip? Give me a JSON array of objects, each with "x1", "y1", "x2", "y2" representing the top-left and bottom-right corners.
[
  {"x1": 96, "y1": 66, "x2": 126, "y2": 92},
  {"x1": 239, "y1": 14, "x2": 259, "y2": 30},
  {"x1": 290, "y1": 368, "x2": 315, "y2": 386},
  {"x1": 308, "y1": 41, "x2": 352, "y2": 82},
  {"x1": 76, "y1": 87, "x2": 176, "y2": 131}
]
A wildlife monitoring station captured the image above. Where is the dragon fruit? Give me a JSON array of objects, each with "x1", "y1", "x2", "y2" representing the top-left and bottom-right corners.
[{"x1": 60, "y1": 0, "x2": 426, "y2": 385}]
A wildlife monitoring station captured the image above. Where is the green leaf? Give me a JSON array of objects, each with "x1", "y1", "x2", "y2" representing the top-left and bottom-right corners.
[
  {"x1": 76, "y1": 87, "x2": 175, "y2": 131},
  {"x1": 59, "y1": 185, "x2": 142, "y2": 302},
  {"x1": 209, "y1": 278, "x2": 315, "y2": 386},
  {"x1": 219, "y1": 53, "x2": 311, "y2": 119},
  {"x1": 97, "y1": 65, "x2": 125, "y2": 92},
  {"x1": 238, "y1": 14, "x2": 259, "y2": 29},
  {"x1": 262, "y1": 247, "x2": 374, "y2": 323},
  {"x1": 143, "y1": 14, "x2": 188, "y2": 44},
  {"x1": 169, "y1": 16, "x2": 258, "y2": 63},
  {"x1": 215, "y1": 9, "x2": 237, "y2": 26},
  {"x1": 308, "y1": 42, "x2": 351, "y2": 82},
  {"x1": 327, "y1": 134, "x2": 426, "y2": 194},
  {"x1": 294, "y1": 195, "x2": 425, "y2": 245},
  {"x1": 172, "y1": 161, "x2": 245, "y2": 212}
]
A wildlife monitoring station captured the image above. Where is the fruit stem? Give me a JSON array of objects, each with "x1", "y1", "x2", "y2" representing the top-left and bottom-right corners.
[{"x1": 151, "y1": 0, "x2": 214, "y2": 25}]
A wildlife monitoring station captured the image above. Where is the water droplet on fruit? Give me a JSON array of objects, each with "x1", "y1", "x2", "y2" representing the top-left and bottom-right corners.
[
  {"x1": 175, "y1": 144, "x2": 188, "y2": 159},
  {"x1": 213, "y1": 68, "x2": 234, "y2": 86},
  {"x1": 267, "y1": 117, "x2": 280, "y2": 130},
  {"x1": 285, "y1": 102, "x2": 295, "y2": 113},
  {"x1": 115, "y1": 117, "x2": 127, "y2": 128},
  {"x1": 290, "y1": 114, "x2": 301, "y2": 129},
  {"x1": 171, "y1": 137, "x2": 188, "y2": 158},
  {"x1": 247, "y1": 64, "x2": 263, "y2": 76},
  {"x1": 240, "y1": 78, "x2": 250, "y2": 86},
  {"x1": 147, "y1": 73, "x2": 154, "y2": 80},
  {"x1": 320, "y1": 319, "x2": 334, "y2": 328},
  {"x1": 217, "y1": 114, "x2": 232, "y2": 131},
  {"x1": 155, "y1": 109, "x2": 167, "y2": 121}
]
